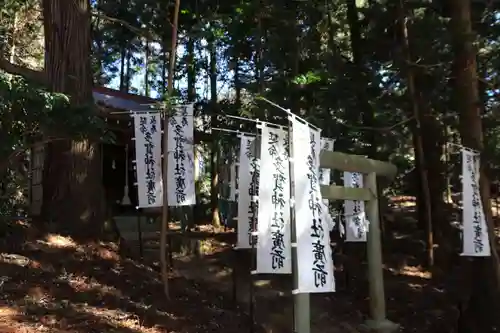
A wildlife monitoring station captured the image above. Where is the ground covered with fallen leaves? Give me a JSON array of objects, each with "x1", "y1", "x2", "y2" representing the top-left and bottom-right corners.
[
  {"x1": 0, "y1": 199, "x2": 464, "y2": 333},
  {"x1": 0, "y1": 220, "x2": 256, "y2": 333}
]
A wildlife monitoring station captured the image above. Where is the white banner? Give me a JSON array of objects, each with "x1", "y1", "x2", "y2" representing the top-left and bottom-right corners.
[
  {"x1": 319, "y1": 138, "x2": 335, "y2": 186},
  {"x1": 229, "y1": 163, "x2": 238, "y2": 202},
  {"x1": 291, "y1": 117, "x2": 335, "y2": 293},
  {"x1": 167, "y1": 104, "x2": 196, "y2": 206},
  {"x1": 256, "y1": 126, "x2": 291, "y2": 274},
  {"x1": 236, "y1": 135, "x2": 260, "y2": 249},
  {"x1": 133, "y1": 113, "x2": 163, "y2": 208},
  {"x1": 461, "y1": 149, "x2": 490, "y2": 257},
  {"x1": 320, "y1": 138, "x2": 335, "y2": 207},
  {"x1": 343, "y1": 172, "x2": 368, "y2": 242}
]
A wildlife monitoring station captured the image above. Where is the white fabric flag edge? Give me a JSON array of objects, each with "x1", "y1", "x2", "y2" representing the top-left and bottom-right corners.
[
  {"x1": 291, "y1": 116, "x2": 335, "y2": 293},
  {"x1": 256, "y1": 125, "x2": 292, "y2": 274},
  {"x1": 166, "y1": 104, "x2": 196, "y2": 206},
  {"x1": 343, "y1": 171, "x2": 369, "y2": 242},
  {"x1": 133, "y1": 113, "x2": 163, "y2": 208},
  {"x1": 236, "y1": 135, "x2": 256, "y2": 249},
  {"x1": 461, "y1": 149, "x2": 491, "y2": 257}
]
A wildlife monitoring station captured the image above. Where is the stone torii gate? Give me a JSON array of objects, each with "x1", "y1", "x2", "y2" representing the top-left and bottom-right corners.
[{"x1": 293, "y1": 150, "x2": 399, "y2": 333}]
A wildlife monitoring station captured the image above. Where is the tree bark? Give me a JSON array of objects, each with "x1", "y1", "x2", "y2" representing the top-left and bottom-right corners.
[
  {"x1": 186, "y1": 36, "x2": 196, "y2": 102},
  {"x1": 346, "y1": 0, "x2": 376, "y2": 158},
  {"x1": 450, "y1": 0, "x2": 500, "y2": 331},
  {"x1": 209, "y1": 32, "x2": 221, "y2": 228},
  {"x1": 395, "y1": 0, "x2": 435, "y2": 268},
  {"x1": 40, "y1": 0, "x2": 103, "y2": 240},
  {"x1": 160, "y1": 0, "x2": 181, "y2": 300}
]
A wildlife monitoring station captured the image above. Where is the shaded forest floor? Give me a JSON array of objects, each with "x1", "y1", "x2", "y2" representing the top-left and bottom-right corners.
[
  {"x1": 0, "y1": 221, "x2": 253, "y2": 333},
  {"x1": 0, "y1": 197, "x2": 475, "y2": 332}
]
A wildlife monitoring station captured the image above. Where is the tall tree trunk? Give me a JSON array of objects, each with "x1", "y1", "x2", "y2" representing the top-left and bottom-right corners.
[
  {"x1": 186, "y1": 36, "x2": 196, "y2": 102},
  {"x1": 119, "y1": 46, "x2": 126, "y2": 91},
  {"x1": 346, "y1": 0, "x2": 376, "y2": 158},
  {"x1": 208, "y1": 32, "x2": 220, "y2": 228},
  {"x1": 144, "y1": 39, "x2": 150, "y2": 96},
  {"x1": 41, "y1": 0, "x2": 103, "y2": 240},
  {"x1": 450, "y1": 1, "x2": 500, "y2": 331},
  {"x1": 9, "y1": 13, "x2": 18, "y2": 64},
  {"x1": 234, "y1": 58, "x2": 241, "y2": 106},
  {"x1": 255, "y1": 0, "x2": 264, "y2": 96},
  {"x1": 160, "y1": 0, "x2": 180, "y2": 301},
  {"x1": 125, "y1": 49, "x2": 132, "y2": 92},
  {"x1": 186, "y1": 34, "x2": 196, "y2": 231},
  {"x1": 161, "y1": 46, "x2": 167, "y2": 96},
  {"x1": 396, "y1": 0, "x2": 435, "y2": 267},
  {"x1": 92, "y1": 0, "x2": 104, "y2": 84}
]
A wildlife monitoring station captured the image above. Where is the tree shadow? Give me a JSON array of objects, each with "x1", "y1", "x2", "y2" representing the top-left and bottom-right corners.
[
  {"x1": 0, "y1": 221, "x2": 255, "y2": 333},
  {"x1": 190, "y1": 213, "x2": 459, "y2": 332}
]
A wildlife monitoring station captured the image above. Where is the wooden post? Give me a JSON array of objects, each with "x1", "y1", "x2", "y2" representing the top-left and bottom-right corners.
[
  {"x1": 364, "y1": 172, "x2": 398, "y2": 332},
  {"x1": 319, "y1": 151, "x2": 398, "y2": 331},
  {"x1": 293, "y1": 281, "x2": 311, "y2": 333},
  {"x1": 286, "y1": 121, "x2": 311, "y2": 333},
  {"x1": 160, "y1": 0, "x2": 181, "y2": 300}
]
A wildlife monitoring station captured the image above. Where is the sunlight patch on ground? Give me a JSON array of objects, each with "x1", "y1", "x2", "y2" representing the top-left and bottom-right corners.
[
  {"x1": 214, "y1": 269, "x2": 231, "y2": 279},
  {"x1": 406, "y1": 283, "x2": 424, "y2": 291},
  {"x1": 75, "y1": 304, "x2": 167, "y2": 333},
  {"x1": 0, "y1": 306, "x2": 18, "y2": 318},
  {"x1": 389, "y1": 265, "x2": 432, "y2": 279},
  {"x1": 43, "y1": 234, "x2": 77, "y2": 249},
  {"x1": 389, "y1": 196, "x2": 416, "y2": 207},
  {"x1": 0, "y1": 253, "x2": 30, "y2": 267},
  {"x1": 254, "y1": 279, "x2": 272, "y2": 287},
  {"x1": 64, "y1": 274, "x2": 123, "y2": 297}
]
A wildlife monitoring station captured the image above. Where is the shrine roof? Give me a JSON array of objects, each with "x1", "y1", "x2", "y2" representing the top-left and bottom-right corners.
[{"x1": 93, "y1": 86, "x2": 158, "y2": 112}]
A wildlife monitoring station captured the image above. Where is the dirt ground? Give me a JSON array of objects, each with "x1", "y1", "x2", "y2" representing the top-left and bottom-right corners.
[
  {"x1": 0, "y1": 203, "x2": 461, "y2": 333},
  {"x1": 0, "y1": 220, "x2": 254, "y2": 333}
]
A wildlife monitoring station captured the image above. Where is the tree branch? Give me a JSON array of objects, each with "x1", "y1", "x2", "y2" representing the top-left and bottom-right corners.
[
  {"x1": 0, "y1": 56, "x2": 47, "y2": 85},
  {"x1": 91, "y1": 11, "x2": 173, "y2": 43}
]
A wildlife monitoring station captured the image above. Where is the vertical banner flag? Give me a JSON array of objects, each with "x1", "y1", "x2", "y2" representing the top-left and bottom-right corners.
[
  {"x1": 256, "y1": 125, "x2": 291, "y2": 274},
  {"x1": 319, "y1": 138, "x2": 335, "y2": 205},
  {"x1": 133, "y1": 113, "x2": 163, "y2": 208},
  {"x1": 229, "y1": 162, "x2": 238, "y2": 202},
  {"x1": 461, "y1": 149, "x2": 490, "y2": 257},
  {"x1": 291, "y1": 117, "x2": 335, "y2": 293},
  {"x1": 167, "y1": 104, "x2": 196, "y2": 206},
  {"x1": 343, "y1": 172, "x2": 368, "y2": 242},
  {"x1": 236, "y1": 135, "x2": 260, "y2": 249}
]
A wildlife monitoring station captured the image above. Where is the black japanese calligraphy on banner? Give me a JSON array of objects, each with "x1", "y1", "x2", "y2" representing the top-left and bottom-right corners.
[
  {"x1": 256, "y1": 126, "x2": 291, "y2": 274},
  {"x1": 236, "y1": 135, "x2": 260, "y2": 249},
  {"x1": 167, "y1": 105, "x2": 195, "y2": 206},
  {"x1": 248, "y1": 138, "x2": 260, "y2": 247},
  {"x1": 133, "y1": 113, "x2": 163, "y2": 208},
  {"x1": 319, "y1": 138, "x2": 335, "y2": 186},
  {"x1": 462, "y1": 150, "x2": 490, "y2": 256},
  {"x1": 292, "y1": 117, "x2": 335, "y2": 293},
  {"x1": 306, "y1": 131, "x2": 328, "y2": 288},
  {"x1": 343, "y1": 172, "x2": 367, "y2": 242}
]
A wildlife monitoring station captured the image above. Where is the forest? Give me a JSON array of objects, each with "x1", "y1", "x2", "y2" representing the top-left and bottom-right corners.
[{"x1": 1, "y1": 0, "x2": 500, "y2": 332}]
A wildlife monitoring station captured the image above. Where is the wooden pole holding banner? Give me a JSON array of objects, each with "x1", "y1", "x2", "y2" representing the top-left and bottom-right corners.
[
  {"x1": 249, "y1": 127, "x2": 260, "y2": 333},
  {"x1": 234, "y1": 98, "x2": 398, "y2": 332},
  {"x1": 160, "y1": 0, "x2": 181, "y2": 300}
]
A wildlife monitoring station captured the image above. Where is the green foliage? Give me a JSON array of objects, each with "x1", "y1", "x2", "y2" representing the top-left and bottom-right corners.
[
  {"x1": 0, "y1": 73, "x2": 111, "y2": 214},
  {"x1": 6, "y1": 0, "x2": 500, "y2": 214}
]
